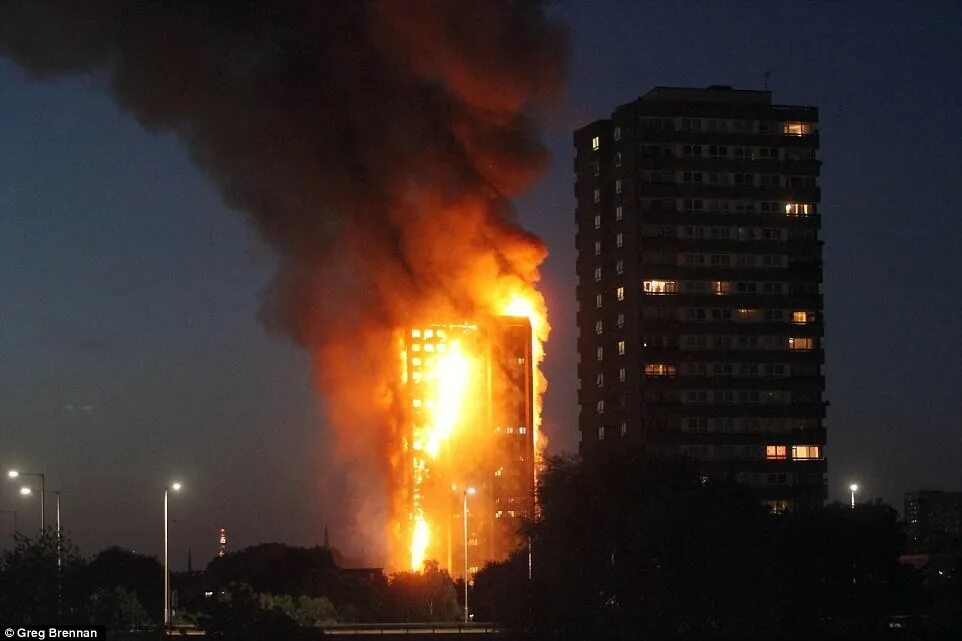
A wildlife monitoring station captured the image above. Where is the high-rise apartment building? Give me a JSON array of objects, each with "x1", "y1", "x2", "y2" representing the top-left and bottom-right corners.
[
  {"x1": 905, "y1": 490, "x2": 962, "y2": 554},
  {"x1": 574, "y1": 86, "x2": 826, "y2": 512}
]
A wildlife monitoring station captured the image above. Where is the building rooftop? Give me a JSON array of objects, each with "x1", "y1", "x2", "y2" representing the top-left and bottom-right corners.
[{"x1": 640, "y1": 85, "x2": 773, "y2": 105}]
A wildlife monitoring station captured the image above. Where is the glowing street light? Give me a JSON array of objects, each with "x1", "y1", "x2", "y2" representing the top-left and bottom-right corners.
[
  {"x1": 849, "y1": 483, "x2": 859, "y2": 509},
  {"x1": 19, "y1": 486, "x2": 32, "y2": 496},
  {"x1": 7, "y1": 470, "x2": 44, "y2": 530},
  {"x1": 164, "y1": 482, "x2": 183, "y2": 632}
]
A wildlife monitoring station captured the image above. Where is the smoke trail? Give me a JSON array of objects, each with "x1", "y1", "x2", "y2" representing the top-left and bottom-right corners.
[{"x1": 0, "y1": 1, "x2": 566, "y2": 560}]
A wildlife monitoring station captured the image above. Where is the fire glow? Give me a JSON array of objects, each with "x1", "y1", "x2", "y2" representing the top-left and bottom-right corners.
[{"x1": 397, "y1": 290, "x2": 548, "y2": 574}]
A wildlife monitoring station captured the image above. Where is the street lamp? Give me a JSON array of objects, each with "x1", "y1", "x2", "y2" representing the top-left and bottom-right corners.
[
  {"x1": 164, "y1": 482, "x2": 183, "y2": 632},
  {"x1": 849, "y1": 483, "x2": 859, "y2": 509},
  {"x1": 462, "y1": 486, "x2": 476, "y2": 624},
  {"x1": 8, "y1": 470, "x2": 44, "y2": 530}
]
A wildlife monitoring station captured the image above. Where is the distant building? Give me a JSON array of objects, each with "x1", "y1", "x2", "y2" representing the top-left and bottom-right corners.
[
  {"x1": 217, "y1": 527, "x2": 228, "y2": 557},
  {"x1": 905, "y1": 490, "x2": 962, "y2": 554},
  {"x1": 574, "y1": 85, "x2": 827, "y2": 512}
]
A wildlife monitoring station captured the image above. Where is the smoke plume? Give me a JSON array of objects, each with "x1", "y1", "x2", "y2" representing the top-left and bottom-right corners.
[{"x1": 0, "y1": 0, "x2": 566, "y2": 562}]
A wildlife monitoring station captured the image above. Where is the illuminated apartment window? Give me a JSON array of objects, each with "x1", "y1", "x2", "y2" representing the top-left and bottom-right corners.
[
  {"x1": 593, "y1": 214, "x2": 601, "y2": 230},
  {"x1": 712, "y1": 281, "x2": 732, "y2": 295},
  {"x1": 784, "y1": 202, "x2": 814, "y2": 216},
  {"x1": 592, "y1": 136, "x2": 600, "y2": 150},
  {"x1": 596, "y1": 347, "x2": 604, "y2": 361},
  {"x1": 792, "y1": 445, "x2": 822, "y2": 460},
  {"x1": 598, "y1": 425, "x2": 606, "y2": 441},
  {"x1": 783, "y1": 121, "x2": 812, "y2": 136},
  {"x1": 596, "y1": 373, "x2": 604, "y2": 387},
  {"x1": 411, "y1": 329, "x2": 421, "y2": 338},
  {"x1": 615, "y1": 205, "x2": 623, "y2": 221},
  {"x1": 593, "y1": 188, "x2": 601, "y2": 204},
  {"x1": 644, "y1": 363, "x2": 676, "y2": 377},
  {"x1": 618, "y1": 367, "x2": 626, "y2": 382},
  {"x1": 643, "y1": 280, "x2": 678, "y2": 294},
  {"x1": 596, "y1": 400, "x2": 605, "y2": 415},
  {"x1": 766, "y1": 500, "x2": 790, "y2": 515},
  {"x1": 788, "y1": 337, "x2": 815, "y2": 351},
  {"x1": 411, "y1": 343, "x2": 421, "y2": 352},
  {"x1": 594, "y1": 241, "x2": 602, "y2": 256},
  {"x1": 765, "y1": 445, "x2": 787, "y2": 460},
  {"x1": 594, "y1": 266, "x2": 602, "y2": 282},
  {"x1": 617, "y1": 340, "x2": 626, "y2": 355},
  {"x1": 616, "y1": 286, "x2": 625, "y2": 301},
  {"x1": 595, "y1": 320, "x2": 603, "y2": 335},
  {"x1": 616, "y1": 233, "x2": 624, "y2": 248},
  {"x1": 792, "y1": 311, "x2": 810, "y2": 324},
  {"x1": 595, "y1": 294, "x2": 603, "y2": 309},
  {"x1": 616, "y1": 260, "x2": 624, "y2": 274},
  {"x1": 615, "y1": 179, "x2": 623, "y2": 194}
]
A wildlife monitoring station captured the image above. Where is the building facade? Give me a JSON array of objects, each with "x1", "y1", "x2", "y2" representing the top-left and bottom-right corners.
[
  {"x1": 574, "y1": 86, "x2": 827, "y2": 512},
  {"x1": 906, "y1": 490, "x2": 962, "y2": 554}
]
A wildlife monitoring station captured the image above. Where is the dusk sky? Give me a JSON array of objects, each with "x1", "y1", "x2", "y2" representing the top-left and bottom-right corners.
[{"x1": 1, "y1": 1, "x2": 960, "y2": 567}]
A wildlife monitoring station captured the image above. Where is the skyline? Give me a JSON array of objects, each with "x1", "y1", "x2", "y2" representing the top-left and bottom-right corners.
[{"x1": 2, "y1": 1, "x2": 961, "y2": 566}]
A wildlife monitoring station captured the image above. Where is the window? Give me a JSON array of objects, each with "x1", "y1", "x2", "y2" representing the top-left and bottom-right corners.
[
  {"x1": 593, "y1": 214, "x2": 601, "y2": 230},
  {"x1": 683, "y1": 144, "x2": 702, "y2": 157},
  {"x1": 615, "y1": 152, "x2": 622, "y2": 167},
  {"x1": 616, "y1": 286, "x2": 625, "y2": 301},
  {"x1": 792, "y1": 445, "x2": 822, "y2": 460},
  {"x1": 712, "y1": 281, "x2": 732, "y2": 295},
  {"x1": 613, "y1": 126, "x2": 622, "y2": 141},
  {"x1": 615, "y1": 179, "x2": 623, "y2": 194},
  {"x1": 592, "y1": 135, "x2": 600, "y2": 150},
  {"x1": 681, "y1": 118, "x2": 702, "y2": 131},
  {"x1": 734, "y1": 173, "x2": 755, "y2": 186},
  {"x1": 784, "y1": 202, "x2": 815, "y2": 216},
  {"x1": 596, "y1": 400, "x2": 605, "y2": 414},
  {"x1": 594, "y1": 241, "x2": 602, "y2": 256},
  {"x1": 595, "y1": 320, "x2": 603, "y2": 335},
  {"x1": 708, "y1": 145, "x2": 727, "y2": 158},
  {"x1": 792, "y1": 311, "x2": 811, "y2": 324},
  {"x1": 616, "y1": 232, "x2": 624, "y2": 248},
  {"x1": 593, "y1": 162, "x2": 600, "y2": 177},
  {"x1": 645, "y1": 363, "x2": 676, "y2": 377},
  {"x1": 615, "y1": 259, "x2": 624, "y2": 274},
  {"x1": 593, "y1": 188, "x2": 601, "y2": 204},
  {"x1": 683, "y1": 171, "x2": 703, "y2": 184},
  {"x1": 618, "y1": 367, "x2": 626, "y2": 382},
  {"x1": 620, "y1": 421, "x2": 627, "y2": 436},
  {"x1": 617, "y1": 340, "x2": 626, "y2": 355},
  {"x1": 643, "y1": 280, "x2": 678, "y2": 294},
  {"x1": 594, "y1": 266, "x2": 602, "y2": 282},
  {"x1": 766, "y1": 445, "x2": 787, "y2": 460},
  {"x1": 788, "y1": 337, "x2": 815, "y2": 351},
  {"x1": 595, "y1": 293, "x2": 603, "y2": 309},
  {"x1": 783, "y1": 121, "x2": 812, "y2": 136},
  {"x1": 596, "y1": 373, "x2": 604, "y2": 387},
  {"x1": 598, "y1": 425, "x2": 606, "y2": 440},
  {"x1": 615, "y1": 205, "x2": 623, "y2": 221},
  {"x1": 616, "y1": 313, "x2": 625, "y2": 328},
  {"x1": 596, "y1": 346, "x2": 604, "y2": 361}
]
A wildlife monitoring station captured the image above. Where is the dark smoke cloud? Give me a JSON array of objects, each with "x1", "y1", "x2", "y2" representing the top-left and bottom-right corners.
[{"x1": 0, "y1": 0, "x2": 567, "y2": 561}]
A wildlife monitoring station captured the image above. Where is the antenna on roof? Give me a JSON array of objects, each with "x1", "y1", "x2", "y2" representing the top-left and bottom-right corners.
[{"x1": 763, "y1": 70, "x2": 771, "y2": 91}]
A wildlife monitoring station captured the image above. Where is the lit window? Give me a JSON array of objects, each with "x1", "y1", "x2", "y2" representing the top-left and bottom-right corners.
[
  {"x1": 792, "y1": 311, "x2": 809, "y2": 324},
  {"x1": 791, "y1": 445, "x2": 822, "y2": 460},
  {"x1": 788, "y1": 337, "x2": 815, "y2": 351},
  {"x1": 424, "y1": 343, "x2": 434, "y2": 352},
  {"x1": 519, "y1": 427, "x2": 527, "y2": 435},
  {"x1": 615, "y1": 179, "x2": 623, "y2": 194},
  {"x1": 411, "y1": 344, "x2": 421, "y2": 352},
  {"x1": 766, "y1": 445, "x2": 787, "y2": 460},
  {"x1": 592, "y1": 136, "x2": 600, "y2": 150},
  {"x1": 598, "y1": 426, "x2": 606, "y2": 440},
  {"x1": 784, "y1": 202, "x2": 814, "y2": 216},
  {"x1": 593, "y1": 188, "x2": 601, "y2": 204},
  {"x1": 596, "y1": 373, "x2": 604, "y2": 387},
  {"x1": 595, "y1": 293, "x2": 603, "y2": 309},
  {"x1": 594, "y1": 241, "x2": 602, "y2": 256},
  {"x1": 783, "y1": 122, "x2": 812, "y2": 136},
  {"x1": 617, "y1": 340, "x2": 625, "y2": 355},
  {"x1": 616, "y1": 286, "x2": 625, "y2": 301},
  {"x1": 615, "y1": 206, "x2": 623, "y2": 221},
  {"x1": 596, "y1": 347, "x2": 604, "y2": 361},
  {"x1": 712, "y1": 281, "x2": 731, "y2": 295},
  {"x1": 594, "y1": 266, "x2": 602, "y2": 282},
  {"x1": 644, "y1": 363, "x2": 676, "y2": 377},
  {"x1": 411, "y1": 329, "x2": 421, "y2": 338},
  {"x1": 596, "y1": 400, "x2": 605, "y2": 414},
  {"x1": 593, "y1": 214, "x2": 601, "y2": 230},
  {"x1": 595, "y1": 320, "x2": 603, "y2": 335},
  {"x1": 766, "y1": 500, "x2": 790, "y2": 515},
  {"x1": 616, "y1": 233, "x2": 623, "y2": 248},
  {"x1": 424, "y1": 329, "x2": 434, "y2": 339},
  {"x1": 643, "y1": 280, "x2": 678, "y2": 294}
]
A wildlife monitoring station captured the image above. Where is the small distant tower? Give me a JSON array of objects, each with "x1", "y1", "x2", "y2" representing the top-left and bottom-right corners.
[{"x1": 217, "y1": 527, "x2": 228, "y2": 557}]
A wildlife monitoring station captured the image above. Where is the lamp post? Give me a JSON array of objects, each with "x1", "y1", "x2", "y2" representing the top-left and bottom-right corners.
[
  {"x1": 8, "y1": 470, "x2": 44, "y2": 530},
  {"x1": 849, "y1": 483, "x2": 859, "y2": 509},
  {"x1": 164, "y1": 482, "x2": 182, "y2": 633},
  {"x1": 462, "y1": 486, "x2": 476, "y2": 624}
]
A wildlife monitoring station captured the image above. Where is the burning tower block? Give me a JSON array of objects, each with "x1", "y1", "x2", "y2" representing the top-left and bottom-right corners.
[{"x1": 400, "y1": 317, "x2": 534, "y2": 578}]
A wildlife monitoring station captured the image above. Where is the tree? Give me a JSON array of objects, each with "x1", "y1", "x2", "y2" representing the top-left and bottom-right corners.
[
  {"x1": 382, "y1": 561, "x2": 461, "y2": 622},
  {"x1": 86, "y1": 586, "x2": 151, "y2": 629},
  {"x1": 84, "y1": 546, "x2": 162, "y2": 623},
  {"x1": 202, "y1": 583, "x2": 310, "y2": 641},
  {"x1": 0, "y1": 528, "x2": 87, "y2": 624}
]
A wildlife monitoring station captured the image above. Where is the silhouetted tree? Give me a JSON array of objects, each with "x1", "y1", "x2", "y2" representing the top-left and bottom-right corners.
[
  {"x1": 0, "y1": 528, "x2": 87, "y2": 624},
  {"x1": 84, "y1": 546, "x2": 162, "y2": 623},
  {"x1": 202, "y1": 582, "x2": 310, "y2": 641},
  {"x1": 382, "y1": 560, "x2": 461, "y2": 622}
]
